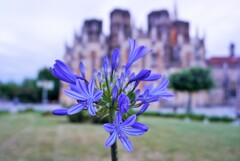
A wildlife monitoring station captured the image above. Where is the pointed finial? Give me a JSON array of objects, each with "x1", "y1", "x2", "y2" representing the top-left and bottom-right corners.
[
  {"x1": 195, "y1": 26, "x2": 199, "y2": 40},
  {"x1": 173, "y1": 0, "x2": 178, "y2": 20},
  {"x1": 65, "y1": 42, "x2": 71, "y2": 52}
]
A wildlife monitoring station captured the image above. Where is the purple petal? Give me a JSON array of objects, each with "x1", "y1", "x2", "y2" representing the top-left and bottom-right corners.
[
  {"x1": 105, "y1": 131, "x2": 117, "y2": 148},
  {"x1": 74, "y1": 74, "x2": 86, "y2": 82},
  {"x1": 50, "y1": 67, "x2": 75, "y2": 84},
  {"x1": 143, "y1": 74, "x2": 162, "y2": 81},
  {"x1": 129, "y1": 70, "x2": 151, "y2": 83},
  {"x1": 126, "y1": 39, "x2": 152, "y2": 70},
  {"x1": 79, "y1": 62, "x2": 85, "y2": 78},
  {"x1": 135, "y1": 89, "x2": 140, "y2": 98},
  {"x1": 112, "y1": 85, "x2": 118, "y2": 102},
  {"x1": 122, "y1": 115, "x2": 136, "y2": 127},
  {"x1": 88, "y1": 103, "x2": 96, "y2": 116},
  {"x1": 93, "y1": 90, "x2": 103, "y2": 102},
  {"x1": 159, "y1": 93, "x2": 174, "y2": 100},
  {"x1": 111, "y1": 48, "x2": 120, "y2": 71},
  {"x1": 132, "y1": 122, "x2": 148, "y2": 132},
  {"x1": 76, "y1": 79, "x2": 89, "y2": 97},
  {"x1": 118, "y1": 93, "x2": 130, "y2": 113},
  {"x1": 146, "y1": 95, "x2": 160, "y2": 103},
  {"x1": 68, "y1": 103, "x2": 85, "y2": 115},
  {"x1": 55, "y1": 60, "x2": 73, "y2": 74},
  {"x1": 103, "y1": 123, "x2": 115, "y2": 133},
  {"x1": 115, "y1": 112, "x2": 122, "y2": 124},
  {"x1": 103, "y1": 56, "x2": 109, "y2": 77},
  {"x1": 122, "y1": 128, "x2": 146, "y2": 136},
  {"x1": 52, "y1": 108, "x2": 68, "y2": 116},
  {"x1": 64, "y1": 90, "x2": 87, "y2": 100},
  {"x1": 54, "y1": 63, "x2": 76, "y2": 83},
  {"x1": 88, "y1": 78, "x2": 95, "y2": 96},
  {"x1": 119, "y1": 133, "x2": 133, "y2": 152},
  {"x1": 137, "y1": 103, "x2": 149, "y2": 116},
  {"x1": 144, "y1": 83, "x2": 154, "y2": 91},
  {"x1": 69, "y1": 84, "x2": 80, "y2": 93},
  {"x1": 134, "y1": 46, "x2": 152, "y2": 61},
  {"x1": 128, "y1": 38, "x2": 136, "y2": 61}
]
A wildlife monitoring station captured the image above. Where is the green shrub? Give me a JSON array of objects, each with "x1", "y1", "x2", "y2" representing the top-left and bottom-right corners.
[
  {"x1": 19, "y1": 108, "x2": 35, "y2": 113},
  {"x1": 68, "y1": 110, "x2": 91, "y2": 123},
  {"x1": 142, "y1": 111, "x2": 234, "y2": 123},
  {"x1": 175, "y1": 114, "x2": 186, "y2": 119},
  {"x1": 0, "y1": 111, "x2": 9, "y2": 115},
  {"x1": 141, "y1": 111, "x2": 160, "y2": 117},
  {"x1": 208, "y1": 116, "x2": 234, "y2": 122},
  {"x1": 188, "y1": 114, "x2": 206, "y2": 121},
  {"x1": 91, "y1": 116, "x2": 109, "y2": 124},
  {"x1": 41, "y1": 111, "x2": 52, "y2": 116}
]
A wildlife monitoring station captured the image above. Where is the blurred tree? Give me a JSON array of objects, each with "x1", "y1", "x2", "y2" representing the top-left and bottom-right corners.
[
  {"x1": 37, "y1": 67, "x2": 60, "y2": 102},
  {"x1": 169, "y1": 67, "x2": 214, "y2": 113},
  {"x1": 0, "y1": 82, "x2": 20, "y2": 100},
  {"x1": 19, "y1": 78, "x2": 39, "y2": 102}
]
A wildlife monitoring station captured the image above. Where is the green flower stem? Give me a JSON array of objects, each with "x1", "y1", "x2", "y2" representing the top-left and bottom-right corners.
[
  {"x1": 109, "y1": 107, "x2": 118, "y2": 161},
  {"x1": 105, "y1": 77, "x2": 111, "y2": 93}
]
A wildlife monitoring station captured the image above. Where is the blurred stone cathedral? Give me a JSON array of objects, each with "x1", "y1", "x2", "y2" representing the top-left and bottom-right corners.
[{"x1": 61, "y1": 8, "x2": 240, "y2": 108}]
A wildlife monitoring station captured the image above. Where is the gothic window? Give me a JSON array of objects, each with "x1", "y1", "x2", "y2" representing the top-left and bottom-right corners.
[
  {"x1": 185, "y1": 53, "x2": 191, "y2": 67},
  {"x1": 229, "y1": 82, "x2": 237, "y2": 98},
  {"x1": 142, "y1": 55, "x2": 146, "y2": 68},
  {"x1": 91, "y1": 51, "x2": 96, "y2": 73},
  {"x1": 151, "y1": 52, "x2": 158, "y2": 68}
]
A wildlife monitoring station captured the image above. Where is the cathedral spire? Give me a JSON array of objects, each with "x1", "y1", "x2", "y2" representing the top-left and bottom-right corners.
[
  {"x1": 173, "y1": 0, "x2": 178, "y2": 20},
  {"x1": 195, "y1": 26, "x2": 199, "y2": 40}
]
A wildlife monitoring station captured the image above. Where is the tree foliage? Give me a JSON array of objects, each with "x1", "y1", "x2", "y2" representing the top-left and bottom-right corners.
[
  {"x1": 169, "y1": 67, "x2": 215, "y2": 92},
  {"x1": 0, "y1": 67, "x2": 60, "y2": 103},
  {"x1": 37, "y1": 67, "x2": 60, "y2": 102},
  {"x1": 169, "y1": 67, "x2": 215, "y2": 113}
]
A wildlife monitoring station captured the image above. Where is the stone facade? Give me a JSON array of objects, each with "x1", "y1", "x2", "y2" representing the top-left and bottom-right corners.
[
  {"x1": 60, "y1": 8, "x2": 240, "y2": 108},
  {"x1": 207, "y1": 44, "x2": 240, "y2": 107}
]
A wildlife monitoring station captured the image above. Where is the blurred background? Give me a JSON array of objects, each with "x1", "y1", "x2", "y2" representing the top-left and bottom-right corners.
[{"x1": 0, "y1": 0, "x2": 240, "y2": 161}]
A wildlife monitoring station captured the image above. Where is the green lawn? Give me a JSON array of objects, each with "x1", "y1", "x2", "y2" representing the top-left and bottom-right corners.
[{"x1": 0, "y1": 113, "x2": 239, "y2": 161}]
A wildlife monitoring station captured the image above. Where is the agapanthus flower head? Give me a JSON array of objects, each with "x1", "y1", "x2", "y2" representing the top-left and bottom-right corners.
[{"x1": 50, "y1": 38, "x2": 173, "y2": 152}]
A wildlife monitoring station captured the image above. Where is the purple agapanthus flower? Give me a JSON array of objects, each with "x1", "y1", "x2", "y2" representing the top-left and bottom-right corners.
[
  {"x1": 50, "y1": 38, "x2": 174, "y2": 155},
  {"x1": 103, "y1": 112, "x2": 147, "y2": 152},
  {"x1": 53, "y1": 78, "x2": 102, "y2": 116}
]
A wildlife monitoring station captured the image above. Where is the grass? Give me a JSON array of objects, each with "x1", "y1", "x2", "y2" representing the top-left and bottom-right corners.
[{"x1": 0, "y1": 113, "x2": 239, "y2": 161}]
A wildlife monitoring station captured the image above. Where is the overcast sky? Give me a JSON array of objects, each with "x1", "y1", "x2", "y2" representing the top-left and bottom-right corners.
[{"x1": 0, "y1": 0, "x2": 240, "y2": 83}]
